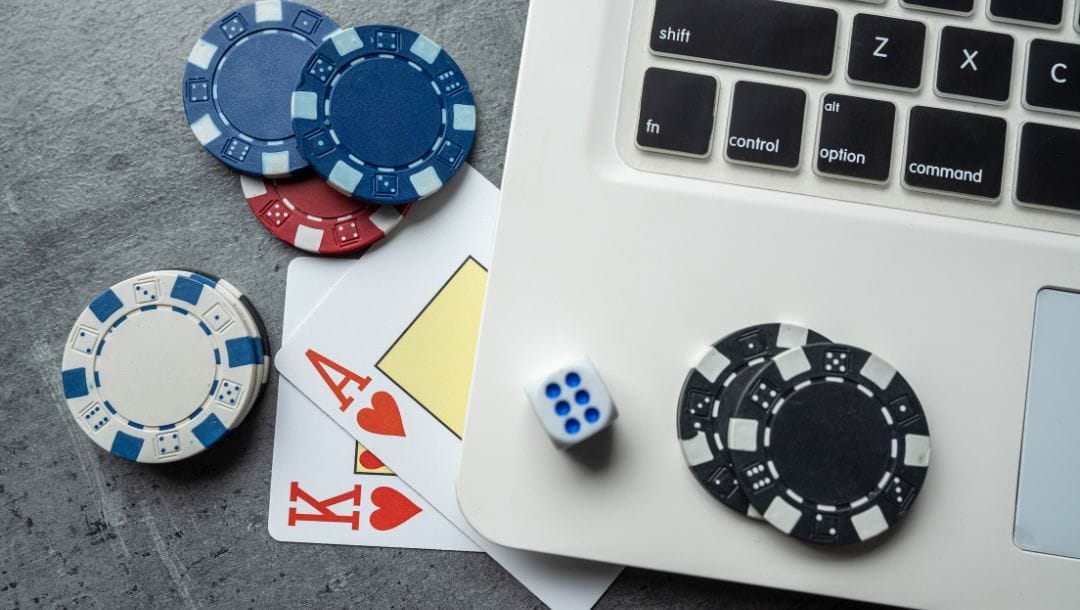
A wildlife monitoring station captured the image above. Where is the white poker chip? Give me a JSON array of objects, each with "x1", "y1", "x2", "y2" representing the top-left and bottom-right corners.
[
  {"x1": 206, "y1": 276, "x2": 271, "y2": 388},
  {"x1": 160, "y1": 271, "x2": 271, "y2": 435},
  {"x1": 60, "y1": 270, "x2": 266, "y2": 463},
  {"x1": 165, "y1": 270, "x2": 271, "y2": 393}
]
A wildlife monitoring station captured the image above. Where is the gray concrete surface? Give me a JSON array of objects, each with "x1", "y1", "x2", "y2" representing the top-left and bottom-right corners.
[{"x1": 0, "y1": 1, "x2": 886, "y2": 607}]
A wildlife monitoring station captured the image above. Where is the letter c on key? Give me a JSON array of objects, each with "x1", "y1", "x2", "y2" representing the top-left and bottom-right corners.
[{"x1": 1052, "y1": 63, "x2": 1068, "y2": 84}]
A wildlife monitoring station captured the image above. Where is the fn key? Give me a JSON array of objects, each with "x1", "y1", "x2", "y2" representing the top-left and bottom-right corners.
[{"x1": 637, "y1": 68, "x2": 718, "y2": 157}]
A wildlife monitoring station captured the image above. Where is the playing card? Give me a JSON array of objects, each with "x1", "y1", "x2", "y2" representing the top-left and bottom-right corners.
[
  {"x1": 268, "y1": 257, "x2": 477, "y2": 552},
  {"x1": 275, "y1": 166, "x2": 622, "y2": 609}
]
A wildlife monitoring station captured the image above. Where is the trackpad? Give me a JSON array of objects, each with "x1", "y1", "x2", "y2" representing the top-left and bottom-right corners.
[{"x1": 1015, "y1": 288, "x2": 1080, "y2": 559}]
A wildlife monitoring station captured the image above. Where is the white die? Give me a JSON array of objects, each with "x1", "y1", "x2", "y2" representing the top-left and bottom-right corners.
[{"x1": 524, "y1": 355, "x2": 617, "y2": 449}]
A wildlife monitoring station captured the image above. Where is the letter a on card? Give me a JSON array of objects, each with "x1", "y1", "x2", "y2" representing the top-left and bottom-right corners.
[{"x1": 306, "y1": 349, "x2": 372, "y2": 412}]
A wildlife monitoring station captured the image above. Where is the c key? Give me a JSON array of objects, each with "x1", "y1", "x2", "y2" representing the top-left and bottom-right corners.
[{"x1": 1026, "y1": 40, "x2": 1080, "y2": 116}]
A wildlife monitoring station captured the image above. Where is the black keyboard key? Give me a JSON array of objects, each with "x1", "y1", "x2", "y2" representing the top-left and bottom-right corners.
[
  {"x1": 901, "y1": 0, "x2": 975, "y2": 15},
  {"x1": 1026, "y1": 40, "x2": 1080, "y2": 115},
  {"x1": 936, "y1": 27, "x2": 1015, "y2": 103},
  {"x1": 989, "y1": 0, "x2": 1063, "y2": 27},
  {"x1": 816, "y1": 95, "x2": 896, "y2": 184},
  {"x1": 1016, "y1": 123, "x2": 1080, "y2": 211},
  {"x1": 650, "y1": 0, "x2": 839, "y2": 78},
  {"x1": 726, "y1": 81, "x2": 806, "y2": 170},
  {"x1": 848, "y1": 14, "x2": 927, "y2": 91},
  {"x1": 636, "y1": 68, "x2": 718, "y2": 157},
  {"x1": 903, "y1": 106, "x2": 1007, "y2": 200}
]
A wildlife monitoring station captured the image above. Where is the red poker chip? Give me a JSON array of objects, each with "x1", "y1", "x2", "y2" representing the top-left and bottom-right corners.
[{"x1": 240, "y1": 174, "x2": 410, "y2": 255}]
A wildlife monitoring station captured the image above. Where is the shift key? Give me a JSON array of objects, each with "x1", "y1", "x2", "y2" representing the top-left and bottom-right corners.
[{"x1": 650, "y1": 0, "x2": 839, "y2": 78}]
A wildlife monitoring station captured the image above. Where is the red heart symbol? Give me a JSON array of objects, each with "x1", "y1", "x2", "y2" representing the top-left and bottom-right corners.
[
  {"x1": 358, "y1": 449, "x2": 385, "y2": 471},
  {"x1": 370, "y1": 487, "x2": 422, "y2": 531},
  {"x1": 356, "y1": 391, "x2": 406, "y2": 437}
]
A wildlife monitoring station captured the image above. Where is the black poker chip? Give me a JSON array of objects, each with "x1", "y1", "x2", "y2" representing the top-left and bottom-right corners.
[
  {"x1": 676, "y1": 323, "x2": 831, "y2": 517},
  {"x1": 727, "y1": 343, "x2": 931, "y2": 545}
]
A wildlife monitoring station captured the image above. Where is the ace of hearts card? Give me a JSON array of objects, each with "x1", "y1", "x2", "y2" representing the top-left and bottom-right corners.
[{"x1": 268, "y1": 257, "x2": 477, "y2": 551}]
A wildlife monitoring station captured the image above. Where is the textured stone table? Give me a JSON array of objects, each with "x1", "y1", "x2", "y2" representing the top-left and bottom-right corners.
[{"x1": 0, "y1": 1, "x2": 883, "y2": 607}]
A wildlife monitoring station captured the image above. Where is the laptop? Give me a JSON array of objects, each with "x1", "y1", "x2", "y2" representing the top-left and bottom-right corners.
[{"x1": 459, "y1": 1, "x2": 1080, "y2": 607}]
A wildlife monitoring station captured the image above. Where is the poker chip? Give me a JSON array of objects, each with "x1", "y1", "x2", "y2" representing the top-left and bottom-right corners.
[
  {"x1": 291, "y1": 25, "x2": 476, "y2": 204},
  {"x1": 168, "y1": 268, "x2": 272, "y2": 421},
  {"x1": 678, "y1": 324, "x2": 830, "y2": 517},
  {"x1": 727, "y1": 343, "x2": 931, "y2": 545},
  {"x1": 60, "y1": 271, "x2": 266, "y2": 463},
  {"x1": 183, "y1": 1, "x2": 340, "y2": 177},
  {"x1": 210, "y1": 278, "x2": 271, "y2": 388},
  {"x1": 186, "y1": 272, "x2": 271, "y2": 410},
  {"x1": 167, "y1": 269, "x2": 271, "y2": 392},
  {"x1": 240, "y1": 174, "x2": 411, "y2": 254}
]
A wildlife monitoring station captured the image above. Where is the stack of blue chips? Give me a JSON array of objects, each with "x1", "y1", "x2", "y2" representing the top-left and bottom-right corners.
[{"x1": 182, "y1": 1, "x2": 476, "y2": 206}]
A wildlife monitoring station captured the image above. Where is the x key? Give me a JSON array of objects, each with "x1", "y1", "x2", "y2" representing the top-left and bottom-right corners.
[
  {"x1": 961, "y1": 49, "x2": 979, "y2": 71},
  {"x1": 935, "y1": 26, "x2": 1015, "y2": 104}
]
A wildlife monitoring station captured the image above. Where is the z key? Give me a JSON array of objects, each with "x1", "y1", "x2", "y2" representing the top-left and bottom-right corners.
[{"x1": 848, "y1": 14, "x2": 927, "y2": 91}]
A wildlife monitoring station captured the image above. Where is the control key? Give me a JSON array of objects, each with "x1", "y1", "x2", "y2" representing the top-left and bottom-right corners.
[{"x1": 726, "y1": 81, "x2": 806, "y2": 171}]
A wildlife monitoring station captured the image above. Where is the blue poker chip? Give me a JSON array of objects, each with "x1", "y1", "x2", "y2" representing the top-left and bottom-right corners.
[
  {"x1": 291, "y1": 25, "x2": 476, "y2": 204},
  {"x1": 183, "y1": 1, "x2": 340, "y2": 177}
]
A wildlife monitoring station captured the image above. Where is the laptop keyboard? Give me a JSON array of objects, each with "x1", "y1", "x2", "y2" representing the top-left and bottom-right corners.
[{"x1": 626, "y1": 0, "x2": 1080, "y2": 232}]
